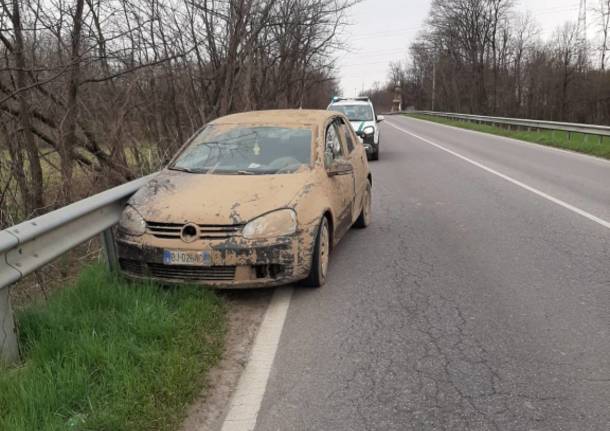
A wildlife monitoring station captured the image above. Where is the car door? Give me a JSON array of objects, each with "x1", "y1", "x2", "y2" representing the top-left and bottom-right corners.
[
  {"x1": 337, "y1": 116, "x2": 367, "y2": 222},
  {"x1": 324, "y1": 118, "x2": 355, "y2": 242}
]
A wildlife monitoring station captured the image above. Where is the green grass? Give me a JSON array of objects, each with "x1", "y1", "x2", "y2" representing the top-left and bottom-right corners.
[
  {"x1": 0, "y1": 264, "x2": 225, "y2": 431},
  {"x1": 406, "y1": 113, "x2": 610, "y2": 160}
]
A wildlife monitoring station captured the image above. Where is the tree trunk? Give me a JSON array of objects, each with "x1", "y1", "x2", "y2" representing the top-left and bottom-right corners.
[
  {"x1": 61, "y1": 0, "x2": 85, "y2": 203},
  {"x1": 11, "y1": 0, "x2": 44, "y2": 215}
]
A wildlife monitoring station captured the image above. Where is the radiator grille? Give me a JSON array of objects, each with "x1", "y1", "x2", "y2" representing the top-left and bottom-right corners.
[{"x1": 146, "y1": 221, "x2": 243, "y2": 240}]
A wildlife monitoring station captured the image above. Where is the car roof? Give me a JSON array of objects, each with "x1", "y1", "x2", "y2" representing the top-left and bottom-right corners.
[{"x1": 210, "y1": 109, "x2": 336, "y2": 126}]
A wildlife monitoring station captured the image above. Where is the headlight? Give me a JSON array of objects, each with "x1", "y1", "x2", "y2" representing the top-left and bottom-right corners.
[
  {"x1": 363, "y1": 126, "x2": 375, "y2": 135},
  {"x1": 243, "y1": 209, "x2": 297, "y2": 239},
  {"x1": 118, "y1": 205, "x2": 146, "y2": 236}
]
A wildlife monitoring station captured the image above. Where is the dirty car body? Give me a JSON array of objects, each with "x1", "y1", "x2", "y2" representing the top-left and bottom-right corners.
[{"x1": 117, "y1": 110, "x2": 372, "y2": 288}]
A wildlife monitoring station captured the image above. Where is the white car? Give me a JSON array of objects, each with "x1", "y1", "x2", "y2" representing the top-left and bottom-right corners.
[{"x1": 327, "y1": 97, "x2": 384, "y2": 161}]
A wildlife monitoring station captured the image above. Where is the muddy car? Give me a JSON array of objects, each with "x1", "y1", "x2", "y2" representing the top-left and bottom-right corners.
[{"x1": 116, "y1": 110, "x2": 372, "y2": 288}]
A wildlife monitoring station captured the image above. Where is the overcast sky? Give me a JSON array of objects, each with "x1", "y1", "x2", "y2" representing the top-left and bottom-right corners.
[{"x1": 337, "y1": 0, "x2": 586, "y2": 95}]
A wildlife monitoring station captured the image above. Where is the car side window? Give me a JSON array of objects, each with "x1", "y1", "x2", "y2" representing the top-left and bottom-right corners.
[
  {"x1": 325, "y1": 121, "x2": 344, "y2": 166},
  {"x1": 338, "y1": 118, "x2": 355, "y2": 153}
]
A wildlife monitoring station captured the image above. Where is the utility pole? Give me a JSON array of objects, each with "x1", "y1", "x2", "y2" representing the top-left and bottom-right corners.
[
  {"x1": 577, "y1": 0, "x2": 588, "y2": 64},
  {"x1": 431, "y1": 61, "x2": 436, "y2": 111},
  {"x1": 600, "y1": 0, "x2": 610, "y2": 70}
]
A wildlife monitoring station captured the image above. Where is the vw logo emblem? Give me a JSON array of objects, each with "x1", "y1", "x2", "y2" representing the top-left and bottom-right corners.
[{"x1": 180, "y1": 223, "x2": 199, "y2": 243}]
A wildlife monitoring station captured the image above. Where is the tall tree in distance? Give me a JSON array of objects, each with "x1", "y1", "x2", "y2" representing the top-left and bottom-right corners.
[{"x1": 367, "y1": 0, "x2": 610, "y2": 126}]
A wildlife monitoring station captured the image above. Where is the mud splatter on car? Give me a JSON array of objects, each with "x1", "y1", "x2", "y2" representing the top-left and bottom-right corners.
[{"x1": 116, "y1": 110, "x2": 372, "y2": 288}]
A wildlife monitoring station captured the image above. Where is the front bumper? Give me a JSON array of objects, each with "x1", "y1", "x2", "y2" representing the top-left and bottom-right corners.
[{"x1": 116, "y1": 224, "x2": 318, "y2": 288}]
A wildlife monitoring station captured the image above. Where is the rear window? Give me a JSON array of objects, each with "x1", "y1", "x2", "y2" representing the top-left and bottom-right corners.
[{"x1": 329, "y1": 104, "x2": 374, "y2": 122}]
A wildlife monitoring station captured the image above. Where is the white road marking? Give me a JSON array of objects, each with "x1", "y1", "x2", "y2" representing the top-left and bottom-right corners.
[
  {"x1": 386, "y1": 121, "x2": 610, "y2": 230},
  {"x1": 219, "y1": 287, "x2": 293, "y2": 431}
]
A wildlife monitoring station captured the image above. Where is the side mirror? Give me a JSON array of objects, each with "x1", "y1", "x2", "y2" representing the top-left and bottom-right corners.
[
  {"x1": 327, "y1": 159, "x2": 353, "y2": 176},
  {"x1": 376, "y1": 115, "x2": 385, "y2": 123}
]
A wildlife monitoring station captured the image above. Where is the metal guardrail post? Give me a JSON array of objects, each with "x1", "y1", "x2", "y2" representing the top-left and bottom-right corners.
[
  {"x1": 101, "y1": 228, "x2": 119, "y2": 272},
  {"x1": 0, "y1": 287, "x2": 19, "y2": 363}
]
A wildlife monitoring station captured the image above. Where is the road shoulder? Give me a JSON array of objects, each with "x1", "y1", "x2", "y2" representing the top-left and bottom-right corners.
[{"x1": 181, "y1": 290, "x2": 272, "y2": 431}]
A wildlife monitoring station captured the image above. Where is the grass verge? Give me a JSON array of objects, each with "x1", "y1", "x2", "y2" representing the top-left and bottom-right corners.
[
  {"x1": 0, "y1": 264, "x2": 225, "y2": 431},
  {"x1": 406, "y1": 113, "x2": 610, "y2": 160}
]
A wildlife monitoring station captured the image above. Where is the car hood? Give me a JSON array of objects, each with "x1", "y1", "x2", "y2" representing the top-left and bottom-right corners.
[
  {"x1": 128, "y1": 169, "x2": 314, "y2": 225},
  {"x1": 350, "y1": 120, "x2": 376, "y2": 133}
]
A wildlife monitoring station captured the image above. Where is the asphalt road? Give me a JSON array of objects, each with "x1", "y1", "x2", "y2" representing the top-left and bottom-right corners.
[{"x1": 254, "y1": 116, "x2": 610, "y2": 430}]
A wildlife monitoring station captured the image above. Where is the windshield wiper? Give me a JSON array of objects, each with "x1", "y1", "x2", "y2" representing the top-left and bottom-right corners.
[
  {"x1": 220, "y1": 170, "x2": 274, "y2": 175},
  {"x1": 168, "y1": 166, "x2": 206, "y2": 173}
]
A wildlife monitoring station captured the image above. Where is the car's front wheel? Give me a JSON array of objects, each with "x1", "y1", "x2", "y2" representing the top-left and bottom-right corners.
[{"x1": 303, "y1": 217, "x2": 330, "y2": 288}]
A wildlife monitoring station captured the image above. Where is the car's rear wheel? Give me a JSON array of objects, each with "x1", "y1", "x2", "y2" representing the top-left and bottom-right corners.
[
  {"x1": 303, "y1": 217, "x2": 330, "y2": 288},
  {"x1": 354, "y1": 182, "x2": 372, "y2": 228}
]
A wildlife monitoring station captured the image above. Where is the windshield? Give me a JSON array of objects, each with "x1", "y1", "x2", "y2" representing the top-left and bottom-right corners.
[
  {"x1": 170, "y1": 125, "x2": 312, "y2": 174},
  {"x1": 330, "y1": 104, "x2": 374, "y2": 121}
]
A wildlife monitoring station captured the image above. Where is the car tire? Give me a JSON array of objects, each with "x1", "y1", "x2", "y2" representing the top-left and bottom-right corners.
[
  {"x1": 303, "y1": 217, "x2": 330, "y2": 288},
  {"x1": 354, "y1": 182, "x2": 372, "y2": 228},
  {"x1": 371, "y1": 144, "x2": 379, "y2": 161}
]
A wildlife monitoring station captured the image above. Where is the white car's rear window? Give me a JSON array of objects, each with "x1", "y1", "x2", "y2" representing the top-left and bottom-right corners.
[{"x1": 330, "y1": 104, "x2": 374, "y2": 122}]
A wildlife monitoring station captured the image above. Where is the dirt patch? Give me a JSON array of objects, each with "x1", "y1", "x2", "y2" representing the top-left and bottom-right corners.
[{"x1": 181, "y1": 289, "x2": 272, "y2": 431}]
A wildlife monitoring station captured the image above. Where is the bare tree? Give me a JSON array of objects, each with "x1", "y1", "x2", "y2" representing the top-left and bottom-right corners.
[
  {"x1": 0, "y1": 0, "x2": 357, "y2": 225},
  {"x1": 367, "y1": 0, "x2": 610, "y2": 125},
  {"x1": 0, "y1": 0, "x2": 45, "y2": 216}
]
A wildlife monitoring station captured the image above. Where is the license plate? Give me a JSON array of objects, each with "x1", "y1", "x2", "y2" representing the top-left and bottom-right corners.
[{"x1": 163, "y1": 250, "x2": 212, "y2": 266}]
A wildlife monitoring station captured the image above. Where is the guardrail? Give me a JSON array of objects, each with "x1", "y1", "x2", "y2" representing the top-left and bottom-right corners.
[
  {"x1": 394, "y1": 111, "x2": 610, "y2": 139},
  {"x1": 0, "y1": 174, "x2": 155, "y2": 363}
]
